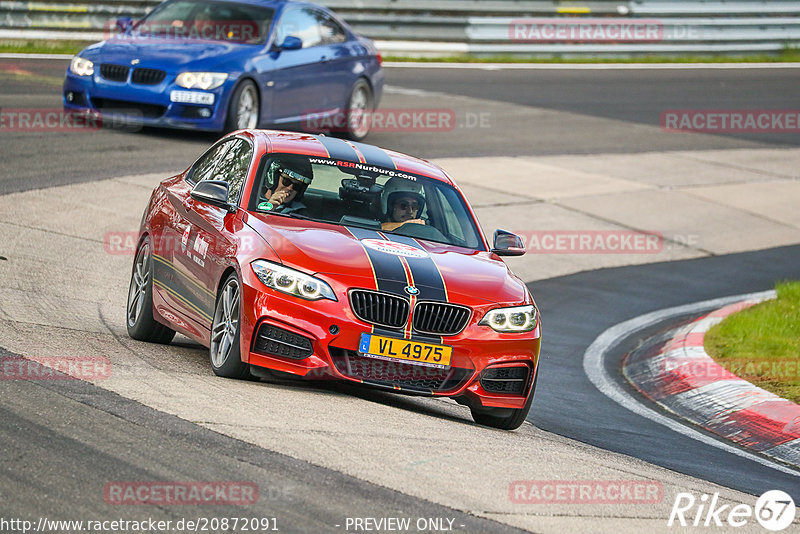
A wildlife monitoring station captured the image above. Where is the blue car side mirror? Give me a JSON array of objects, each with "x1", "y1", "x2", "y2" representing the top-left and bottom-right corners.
[
  {"x1": 277, "y1": 36, "x2": 302, "y2": 51},
  {"x1": 115, "y1": 17, "x2": 133, "y2": 33}
]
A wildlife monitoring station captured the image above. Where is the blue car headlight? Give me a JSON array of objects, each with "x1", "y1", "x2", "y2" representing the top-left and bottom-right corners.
[
  {"x1": 175, "y1": 72, "x2": 228, "y2": 90},
  {"x1": 479, "y1": 305, "x2": 538, "y2": 332},
  {"x1": 251, "y1": 260, "x2": 336, "y2": 301},
  {"x1": 69, "y1": 56, "x2": 94, "y2": 76}
]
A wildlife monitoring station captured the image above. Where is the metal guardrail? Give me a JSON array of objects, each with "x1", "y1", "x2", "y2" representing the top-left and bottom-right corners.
[
  {"x1": 1, "y1": 0, "x2": 800, "y2": 56},
  {"x1": 469, "y1": 17, "x2": 800, "y2": 42},
  {"x1": 628, "y1": 0, "x2": 800, "y2": 16}
]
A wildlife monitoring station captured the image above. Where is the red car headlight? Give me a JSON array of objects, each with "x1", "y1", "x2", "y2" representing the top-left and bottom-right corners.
[
  {"x1": 251, "y1": 260, "x2": 337, "y2": 302},
  {"x1": 479, "y1": 305, "x2": 538, "y2": 333}
]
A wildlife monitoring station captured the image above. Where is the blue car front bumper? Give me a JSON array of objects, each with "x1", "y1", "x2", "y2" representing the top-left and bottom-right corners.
[{"x1": 63, "y1": 70, "x2": 233, "y2": 132}]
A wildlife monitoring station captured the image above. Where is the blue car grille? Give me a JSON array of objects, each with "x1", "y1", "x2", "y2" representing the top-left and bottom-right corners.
[
  {"x1": 100, "y1": 63, "x2": 129, "y2": 82},
  {"x1": 132, "y1": 68, "x2": 166, "y2": 85}
]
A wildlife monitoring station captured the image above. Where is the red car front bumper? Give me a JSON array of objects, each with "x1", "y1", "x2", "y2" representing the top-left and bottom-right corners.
[{"x1": 238, "y1": 268, "x2": 540, "y2": 410}]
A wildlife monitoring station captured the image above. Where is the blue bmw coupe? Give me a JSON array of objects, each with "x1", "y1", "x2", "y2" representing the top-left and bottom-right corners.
[{"x1": 63, "y1": 0, "x2": 383, "y2": 139}]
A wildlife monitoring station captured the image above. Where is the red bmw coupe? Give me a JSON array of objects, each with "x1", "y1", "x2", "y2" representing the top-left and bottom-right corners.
[{"x1": 127, "y1": 130, "x2": 541, "y2": 429}]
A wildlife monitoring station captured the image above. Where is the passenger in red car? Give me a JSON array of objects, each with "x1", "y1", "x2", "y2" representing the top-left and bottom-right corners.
[
  {"x1": 260, "y1": 158, "x2": 313, "y2": 214},
  {"x1": 381, "y1": 177, "x2": 426, "y2": 231}
]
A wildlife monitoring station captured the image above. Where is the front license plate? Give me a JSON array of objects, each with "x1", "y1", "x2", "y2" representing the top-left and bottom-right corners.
[
  {"x1": 170, "y1": 90, "x2": 215, "y2": 105},
  {"x1": 358, "y1": 333, "x2": 452, "y2": 369}
]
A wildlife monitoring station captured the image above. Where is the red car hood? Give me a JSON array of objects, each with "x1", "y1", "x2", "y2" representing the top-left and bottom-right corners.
[{"x1": 244, "y1": 214, "x2": 528, "y2": 306}]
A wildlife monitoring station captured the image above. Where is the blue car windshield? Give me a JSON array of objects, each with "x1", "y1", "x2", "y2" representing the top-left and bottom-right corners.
[
  {"x1": 133, "y1": 0, "x2": 274, "y2": 44},
  {"x1": 248, "y1": 154, "x2": 486, "y2": 251}
]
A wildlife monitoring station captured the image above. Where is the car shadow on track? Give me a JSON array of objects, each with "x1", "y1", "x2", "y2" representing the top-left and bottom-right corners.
[
  {"x1": 252, "y1": 370, "x2": 476, "y2": 426},
  {"x1": 168, "y1": 340, "x2": 484, "y2": 428}
]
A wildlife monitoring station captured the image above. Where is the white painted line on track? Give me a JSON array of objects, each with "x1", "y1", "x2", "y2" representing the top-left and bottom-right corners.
[
  {"x1": 384, "y1": 85, "x2": 447, "y2": 97},
  {"x1": 384, "y1": 62, "x2": 800, "y2": 70},
  {"x1": 582, "y1": 289, "x2": 800, "y2": 478}
]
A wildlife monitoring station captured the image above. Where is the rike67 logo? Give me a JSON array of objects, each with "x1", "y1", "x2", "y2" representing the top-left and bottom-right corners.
[{"x1": 668, "y1": 490, "x2": 796, "y2": 531}]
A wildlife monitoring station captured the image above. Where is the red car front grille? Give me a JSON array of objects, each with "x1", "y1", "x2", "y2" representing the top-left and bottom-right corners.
[
  {"x1": 349, "y1": 289, "x2": 409, "y2": 328},
  {"x1": 412, "y1": 302, "x2": 471, "y2": 336},
  {"x1": 349, "y1": 289, "x2": 471, "y2": 336}
]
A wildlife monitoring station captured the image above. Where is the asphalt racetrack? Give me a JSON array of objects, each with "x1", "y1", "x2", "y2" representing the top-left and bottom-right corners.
[{"x1": 1, "y1": 59, "x2": 799, "y2": 533}]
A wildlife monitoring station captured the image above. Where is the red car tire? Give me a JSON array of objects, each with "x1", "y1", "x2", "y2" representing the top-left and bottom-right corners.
[
  {"x1": 126, "y1": 236, "x2": 176, "y2": 345},
  {"x1": 210, "y1": 272, "x2": 252, "y2": 379}
]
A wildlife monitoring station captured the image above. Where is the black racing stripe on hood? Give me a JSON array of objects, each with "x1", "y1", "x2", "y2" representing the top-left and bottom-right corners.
[
  {"x1": 347, "y1": 228, "x2": 447, "y2": 344},
  {"x1": 316, "y1": 135, "x2": 361, "y2": 162},
  {"x1": 347, "y1": 227, "x2": 409, "y2": 296},
  {"x1": 379, "y1": 234, "x2": 447, "y2": 302}
]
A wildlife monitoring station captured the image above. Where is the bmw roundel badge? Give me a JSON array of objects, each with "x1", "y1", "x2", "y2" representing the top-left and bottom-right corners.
[{"x1": 404, "y1": 286, "x2": 420, "y2": 296}]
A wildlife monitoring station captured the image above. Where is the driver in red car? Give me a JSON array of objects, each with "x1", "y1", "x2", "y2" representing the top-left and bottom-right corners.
[
  {"x1": 258, "y1": 157, "x2": 313, "y2": 214},
  {"x1": 380, "y1": 177, "x2": 426, "y2": 231}
]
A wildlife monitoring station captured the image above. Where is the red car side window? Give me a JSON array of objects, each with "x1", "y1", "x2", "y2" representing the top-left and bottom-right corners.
[{"x1": 189, "y1": 141, "x2": 232, "y2": 183}]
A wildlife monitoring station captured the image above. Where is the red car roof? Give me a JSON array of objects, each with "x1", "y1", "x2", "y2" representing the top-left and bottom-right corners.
[{"x1": 248, "y1": 129, "x2": 454, "y2": 185}]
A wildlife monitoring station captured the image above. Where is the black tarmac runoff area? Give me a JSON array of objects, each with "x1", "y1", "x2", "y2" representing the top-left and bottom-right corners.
[
  {"x1": 1, "y1": 60, "x2": 799, "y2": 194},
  {"x1": 529, "y1": 245, "x2": 800, "y2": 501},
  {"x1": 0, "y1": 361, "x2": 527, "y2": 533}
]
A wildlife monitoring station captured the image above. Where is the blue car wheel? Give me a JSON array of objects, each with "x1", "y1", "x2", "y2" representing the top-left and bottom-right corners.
[
  {"x1": 344, "y1": 79, "x2": 372, "y2": 141},
  {"x1": 225, "y1": 79, "x2": 259, "y2": 132}
]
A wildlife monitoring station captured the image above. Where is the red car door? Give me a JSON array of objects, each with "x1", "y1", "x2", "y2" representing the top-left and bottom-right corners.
[
  {"x1": 154, "y1": 139, "x2": 236, "y2": 335},
  {"x1": 178, "y1": 137, "x2": 254, "y2": 337}
]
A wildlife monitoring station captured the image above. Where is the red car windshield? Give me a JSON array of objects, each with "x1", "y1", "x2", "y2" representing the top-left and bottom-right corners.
[
  {"x1": 133, "y1": 0, "x2": 274, "y2": 44},
  {"x1": 248, "y1": 154, "x2": 485, "y2": 250}
]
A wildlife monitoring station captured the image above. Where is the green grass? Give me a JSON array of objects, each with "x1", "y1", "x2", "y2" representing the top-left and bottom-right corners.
[
  {"x1": 0, "y1": 39, "x2": 95, "y2": 55},
  {"x1": 705, "y1": 281, "x2": 800, "y2": 404}
]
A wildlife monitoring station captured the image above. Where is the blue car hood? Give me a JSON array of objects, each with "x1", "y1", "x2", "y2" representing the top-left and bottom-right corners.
[{"x1": 89, "y1": 36, "x2": 253, "y2": 71}]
